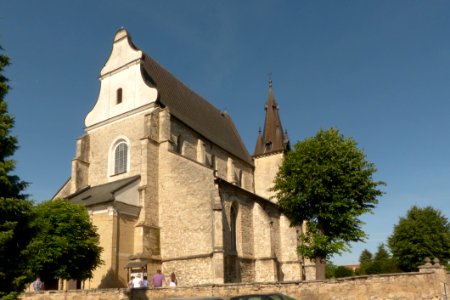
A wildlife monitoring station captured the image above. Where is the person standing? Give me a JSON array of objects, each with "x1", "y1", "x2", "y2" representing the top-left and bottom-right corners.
[
  {"x1": 142, "y1": 275, "x2": 149, "y2": 288},
  {"x1": 128, "y1": 276, "x2": 134, "y2": 288},
  {"x1": 151, "y1": 269, "x2": 165, "y2": 287},
  {"x1": 32, "y1": 276, "x2": 43, "y2": 292},
  {"x1": 132, "y1": 274, "x2": 143, "y2": 288},
  {"x1": 168, "y1": 272, "x2": 177, "y2": 287}
]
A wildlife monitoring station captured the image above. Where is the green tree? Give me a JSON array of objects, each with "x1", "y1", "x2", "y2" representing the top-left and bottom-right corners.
[
  {"x1": 359, "y1": 249, "x2": 373, "y2": 265},
  {"x1": 0, "y1": 198, "x2": 35, "y2": 299},
  {"x1": 272, "y1": 128, "x2": 384, "y2": 263},
  {"x1": 355, "y1": 249, "x2": 373, "y2": 275},
  {"x1": 24, "y1": 199, "x2": 103, "y2": 285},
  {"x1": 334, "y1": 266, "x2": 354, "y2": 278},
  {"x1": 388, "y1": 205, "x2": 450, "y2": 272},
  {"x1": 325, "y1": 263, "x2": 337, "y2": 279},
  {"x1": 0, "y1": 47, "x2": 27, "y2": 199},
  {"x1": 325, "y1": 263, "x2": 354, "y2": 278},
  {"x1": 365, "y1": 244, "x2": 399, "y2": 274},
  {"x1": 0, "y1": 46, "x2": 33, "y2": 300}
]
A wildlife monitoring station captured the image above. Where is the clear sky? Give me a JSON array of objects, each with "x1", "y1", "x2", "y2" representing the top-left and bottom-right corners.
[{"x1": 1, "y1": 1, "x2": 450, "y2": 266}]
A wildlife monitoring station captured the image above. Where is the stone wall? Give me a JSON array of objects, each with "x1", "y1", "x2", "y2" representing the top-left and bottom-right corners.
[
  {"x1": 85, "y1": 109, "x2": 151, "y2": 187},
  {"x1": 253, "y1": 152, "x2": 284, "y2": 200},
  {"x1": 158, "y1": 148, "x2": 217, "y2": 285},
  {"x1": 168, "y1": 117, "x2": 254, "y2": 192},
  {"x1": 20, "y1": 269, "x2": 449, "y2": 300},
  {"x1": 218, "y1": 181, "x2": 304, "y2": 283}
]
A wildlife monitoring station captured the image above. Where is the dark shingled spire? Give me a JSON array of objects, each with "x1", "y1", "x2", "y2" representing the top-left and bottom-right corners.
[{"x1": 253, "y1": 80, "x2": 290, "y2": 157}]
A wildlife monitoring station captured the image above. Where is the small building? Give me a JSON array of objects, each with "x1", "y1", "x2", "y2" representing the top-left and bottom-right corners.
[{"x1": 54, "y1": 28, "x2": 316, "y2": 288}]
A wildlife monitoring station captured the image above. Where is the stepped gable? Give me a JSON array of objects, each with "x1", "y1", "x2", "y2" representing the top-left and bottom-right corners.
[
  {"x1": 138, "y1": 41, "x2": 252, "y2": 165},
  {"x1": 253, "y1": 80, "x2": 290, "y2": 157}
]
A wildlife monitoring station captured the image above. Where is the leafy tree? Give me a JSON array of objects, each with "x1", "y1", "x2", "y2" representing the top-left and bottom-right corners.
[
  {"x1": 325, "y1": 263, "x2": 354, "y2": 278},
  {"x1": 356, "y1": 245, "x2": 399, "y2": 275},
  {"x1": 355, "y1": 249, "x2": 373, "y2": 275},
  {"x1": 359, "y1": 249, "x2": 373, "y2": 265},
  {"x1": 388, "y1": 205, "x2": 450, "y2": 272},
  {"x1": 325, "y1": 263, "x2": 337, "y2": 279},
  {"x1": 0, "y1": 47, "x2": 27, "y2": 199},
  {"x1": 272, "y1": 128, "x2": 384, "y2": 263},
  {"x1": 0, "y1": 46, "x2": 33, "y2": 300},
  {"x1": 0, "y1": 198, "x2": 35, "y2": 299},
  {"x1": 364, "y1": 244, "x2": 399, "y2": 274},
  {"x1": 24, "y1": 199, "x2": 103, "y2": 285},
  {"x1": 334, "y1": 266, "x2": 354, "y2": 278}
]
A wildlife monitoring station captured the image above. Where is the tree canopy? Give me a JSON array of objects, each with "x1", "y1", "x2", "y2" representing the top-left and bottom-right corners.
[
  {"x1": 0, "y1": 47, "x2": 27, "y2": 199},
  {"x1": 272, "y1": 128, "x2": 384, "y2": 261},
  {"x1": 0, "y1": 198, "x2": 35, "y2": 299},
  {"x1": 24, "y1": 199, "x2": 103, "y2": 283},
  {"x1": 0, "y1": 46, "x2": 102, "y2": 298},
  {"x1": 0, "y1": 46, "x2": 34, "y2": 300},
  {"x1": 325, "y1": 263, "x2": 354, "y2": 279},
  {"x1": 357, "y1": 244, "x2": 399, "y2": 275},
  {"x1": 388, "y1": 205, "x2": 450, "y2": 272},
  {"x1": 359, "y1": 249, "x2": 373, "y2": 265}
]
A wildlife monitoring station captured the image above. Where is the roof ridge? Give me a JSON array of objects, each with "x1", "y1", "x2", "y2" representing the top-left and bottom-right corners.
[{"x1": 140, "y1": 51, "x2": 253, "y2": 165}]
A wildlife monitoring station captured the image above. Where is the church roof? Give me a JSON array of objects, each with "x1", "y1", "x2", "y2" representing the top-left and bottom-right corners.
[
  {"x1": 131, "y1": 32, "x2": 252, "y2": 165},
  {"x1": 253, "y1": 80, "x2": 290, "y2": 157},
  {"x1": 67, "y1": 175, "x2": 140, "y2": 206}
]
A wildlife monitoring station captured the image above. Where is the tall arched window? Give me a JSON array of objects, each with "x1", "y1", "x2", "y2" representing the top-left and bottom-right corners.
[
  {"x1": 230, "y1": 205, "x2": 238, "y2": 253},
  {"x1": 114, "y1": 142, "x2": 128, "y2": 174}
]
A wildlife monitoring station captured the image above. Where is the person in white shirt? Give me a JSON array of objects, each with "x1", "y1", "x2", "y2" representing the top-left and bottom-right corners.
[
  {"x1": 132, "y1": 274, "x2": 143, "y2": 288},
  {"x1": 168, "y1": 272, "x2": 177, "y2": 287}
]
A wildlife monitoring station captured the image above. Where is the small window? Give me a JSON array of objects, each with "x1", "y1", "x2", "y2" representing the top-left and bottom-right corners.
[
  {"x1": 116, "y1": 88, "x2": 123, "y2": 104},
  {"x1": 176, "y1": 135, "x2": 183, "y2": 154},
  {"x1": 230, "y1": 205, "x2": 237, "y2": 253},
  {"x1": 114, "y1": 142, "x2": 128, "y2": 174},
  {"x1": 264, "y1": 140, "x2": 272, "y2": 152},
  {"x1": 237, "y1": 170, "x2": 243, "y2": 187},
  {"x1": 211, "y1": 154, "x2": 216, "y2": 169}
]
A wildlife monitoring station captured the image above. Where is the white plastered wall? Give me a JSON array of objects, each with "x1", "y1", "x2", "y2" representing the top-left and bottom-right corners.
[{"x1": 85, "y1": 29, "x2": 158, "y2": 127}]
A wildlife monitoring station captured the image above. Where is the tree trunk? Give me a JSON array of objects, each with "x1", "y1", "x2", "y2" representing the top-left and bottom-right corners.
[{"x1": 315, "y1": 258, "x2": 326, "y2": 280}]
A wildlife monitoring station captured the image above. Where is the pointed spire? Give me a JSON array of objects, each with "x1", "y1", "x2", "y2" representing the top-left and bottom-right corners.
[{"x1": 253, "y1": 79, "x2": 290, "y2": 157}]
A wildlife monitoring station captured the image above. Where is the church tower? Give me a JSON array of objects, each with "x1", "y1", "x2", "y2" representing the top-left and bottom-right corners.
[{"x1": 253, "y1": 80, "x2": 290, "y2": 201}]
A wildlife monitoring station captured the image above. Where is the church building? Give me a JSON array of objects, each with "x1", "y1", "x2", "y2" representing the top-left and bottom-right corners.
[{"x1": 54, "y1": 28, "x2": 315, "y2": 288}]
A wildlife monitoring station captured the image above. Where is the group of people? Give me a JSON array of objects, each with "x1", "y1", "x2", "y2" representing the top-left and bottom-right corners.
[
  {"x1": 128, "y1": 269, "x2": 177, "y2": 288},
  {"x1": 32, "y1": 270, "x2": 178, "y2": 292}
]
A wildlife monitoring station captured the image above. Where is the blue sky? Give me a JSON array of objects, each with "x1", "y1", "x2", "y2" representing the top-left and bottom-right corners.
[{"x1": 1, "y1": 1, "x2": 450, "y2": 266}]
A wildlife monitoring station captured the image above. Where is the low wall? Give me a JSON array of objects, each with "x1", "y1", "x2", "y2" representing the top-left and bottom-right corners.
[{"x1": 20, "y1": 268, "x2": 449, "y2": 300}]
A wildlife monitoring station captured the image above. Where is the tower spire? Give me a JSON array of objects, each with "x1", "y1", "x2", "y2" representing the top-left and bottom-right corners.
[{"x1": 253, "y1": 79, "x2": 290, "y2": 157}]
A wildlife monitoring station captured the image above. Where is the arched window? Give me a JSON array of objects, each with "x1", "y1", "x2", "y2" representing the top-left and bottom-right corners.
[
  {"x1": 230, "y1": 205, "x2": 238, "y2": 253},
  {"x1": 114, "y1": 142, "x2": 128, "y2": 174},
  {"x1": 116, "y1": 88, "x2": 123, "y2": 104}
]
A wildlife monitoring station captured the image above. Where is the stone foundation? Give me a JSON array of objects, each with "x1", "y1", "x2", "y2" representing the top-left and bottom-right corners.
[{"x1": 20, "y1": 268, "x2": 449, "y2": 300}]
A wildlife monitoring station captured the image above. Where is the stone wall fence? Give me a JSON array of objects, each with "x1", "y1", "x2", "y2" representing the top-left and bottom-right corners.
[{"x1": 20, "y1": 258, "x2": 449, "y2": 300}]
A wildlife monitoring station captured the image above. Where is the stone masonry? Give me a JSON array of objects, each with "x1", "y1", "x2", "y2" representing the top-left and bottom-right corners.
[
  {"x1": 53, "y1": 28, "x2": 309, "y2": 289},
  {"x1": 20, "y1": 264, "x2": 450, "y2": 300}
]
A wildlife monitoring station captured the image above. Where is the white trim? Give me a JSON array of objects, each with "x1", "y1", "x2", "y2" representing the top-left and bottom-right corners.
[
  {"x1": 89, "y1": 208, "x2": 110, "y2": 215},
  {"x1": 85, "y1": 104, "x2": 156, "y2": 133},
  {"x1": 100, "y1": 58, "x2": 141, "y2": 80}
]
